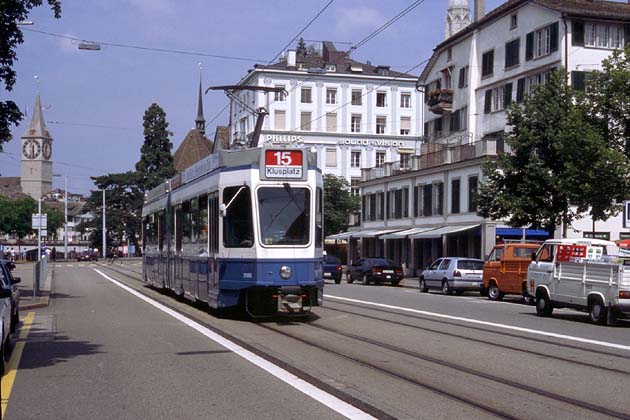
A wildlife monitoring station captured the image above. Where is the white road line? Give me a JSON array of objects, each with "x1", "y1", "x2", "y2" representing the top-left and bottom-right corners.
[
  {"x1": 93, "y1": 269, "x2": 375, "y2": 420},
  {"x1": 324, "y1": 294, "x2": 630, "y2": 352}
]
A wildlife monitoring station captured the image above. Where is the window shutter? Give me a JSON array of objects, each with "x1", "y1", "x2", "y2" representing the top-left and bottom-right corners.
[
  {"x1": 449, "y1": 109, "x2": 460, "y2": 132},
  {"x1": 550, "y1": 22, "x2": 559, "y2": 53},
  {"x1": 484, "y1": 90, "x2": 492, "y2": 114},
  {"x1": 504, "y1": 83, "x2": 513, "y2": 107},
  {"x1": 572, "y1": 21, "x2": 584, "y2": 46},
  {"x1": 458, "y1": 68, "x2": 465, "y2": 88},
  {"x1": 403, "y1": 187, "x2": 409, "y2": 218},
  {"x1": 386, "y1": 191, "x2": 391, "y2": 219},
  {"x1": 516, "y1": 78, "x2": 525, "y2": 103},
  {"x1": 362, "y1": 196, "x2": 366, "y2": 222},
  {"x1": 380, "y1": 193, "x2": 385, "y2": 220},
  {"x1": 526, "y1": 32, "x2": 534, "y2": 61},
  {"x1": 413, "y1": 186, "x2": 419, "y2": 217}
]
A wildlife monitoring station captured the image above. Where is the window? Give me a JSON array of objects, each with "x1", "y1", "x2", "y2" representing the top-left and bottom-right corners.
[
  {"x1": 423, "y1": 184, "x2": 432, "y2": 216},
  {"x1": 505, "y1": 39, "x2": 520, "y2": 68},
  {"x1": 433, "y1": 182, "x2": 444, "y2": 215},
  {"x1": 350, "y1": 178, "x2": 360, "y2": 197},
  {"x1": 223, "y1": 186, "x2": 253, "y2": 248},
  {"x1": 301, "y1": 87, "x2": 312, "y2": 103},
  {"x1": 300, "y1": 112, "x2": 311, "y2": 131},
  {"x1": 571, "y1": 71, "x2": 589, "y2": 92},
  {"x1": 482, "y1": 50, "x2": 494, "y2": 77},
  {"x1": 516, "y1": 78, "x2": 526, "y2": 102},
  {"x1": 351, "y1": 151, "x2": 361, "y2": 168},
  {"x1": 325, "y1": 148, "x2": 337, "y2": 167},
  {"x1": 198, "y1": 195, "x2": 208, "y2": 244},
  {"x1": 400, "y1": 93, "x2": 411, "y2": 108},
  {"x1": 458, "y1": 66, "x2": 468, "y2": 88},
  {"x1": 400, "y1": 153, "x2": 411, "y2": 169},
  {"x1": 326, "y1": 112, "x2": 337, "y2": 132},
  {"x1": 351, "y1": 89, "x2": 362, "y2": 105},
  {"x1": 486, "y1": 83, "x2": 512, "y2": 113},
  {"x1": 376, "y1": 91, "x2": 387, "y2": 107},
  {"x1": 449, "y1": 109, "x2": 460, "y2": 133},
  {"x1": 376, "y1": 116, "x2": 387, "y2": 134},
  {"x1": 326, "y1": 88, "x2": 337, "y2": 104},
  {"x1": 274, "y1": 110, "x2": 286, "y2": 130},
  {"x1": 584, "y1": 22, "x2": 627, "y2": 49},
  {"x1": 258, "y1": 187, "x2": 310, "y2": 246},
  {"x1": 400, "y1": 117, "x2": 411, "y2": 135},
  {"x1": 451, "y1": 179, "x2": 460, "y2": 214},
  {"x1": 274, "y1": 85, "x2": 286, "y2": 102},
  {"x1": 376, "y1": 151, "x2": 386, "y2": 168},
  {"x1": 510, "y1": 13, "x2": 518, "y2": 30},
  {"x1": 468, "y1": 176, "x2": 478, "y2": 212},
  {"x1": 443, "y1": 70, "x2": 452, "y2": 89},
  {"x1": 526, "y1": 22, "x2": 559, "y2": 60},
  {"x1": 459, "y1": 106, "x2": 468, "y2": 131},
  {"x1": 351, "y1": 114, "x2": 362, "y2": 133}
]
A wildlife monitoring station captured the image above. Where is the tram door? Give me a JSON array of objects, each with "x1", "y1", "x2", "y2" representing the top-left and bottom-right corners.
[{"x1": 207, "y1": 192, "x2": 220, "y2": 307}]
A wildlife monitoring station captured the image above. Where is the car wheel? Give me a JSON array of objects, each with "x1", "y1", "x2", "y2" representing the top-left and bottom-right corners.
[
  {"x1": 588, "y1": 298, "x2": 607, "y2": 325},
  {"x1": 362, "y1": 274, "x2": 369, "y2": 285},
  {"x1": 419, "y1": 278, "x2": 428, "y2": 293},
  {"x1": 441, "y1": 280, "x2": 451, "y2": 295},
  {"x1": 535, "y1": 291, "x2": 553, "y2": 317},
  {"x1": 488, "y1": 283, "x2": 504, "y2": 301}
]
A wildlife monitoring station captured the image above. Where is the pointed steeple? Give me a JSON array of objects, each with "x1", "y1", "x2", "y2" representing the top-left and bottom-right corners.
[
  {"x1": 23, "y1": 94, "x2": 52, "y2": 140},
  {"x1": 195, "y1": 64, "x2": 205, "y2": 135}
]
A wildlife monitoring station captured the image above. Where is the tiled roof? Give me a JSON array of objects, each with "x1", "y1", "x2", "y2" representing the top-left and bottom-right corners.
[
  {"x1": 45, "y1": 200, "x2": 87, "y2": 217},
  {"x1": 0, "y1": 177, "x2": 26, "y2": 199},
  {"x1": 173, "y1": 128, "x2": 214, "y2": 172},
  {"x1": 213, "y1": 126, "x2": 229, "y2": 151}
]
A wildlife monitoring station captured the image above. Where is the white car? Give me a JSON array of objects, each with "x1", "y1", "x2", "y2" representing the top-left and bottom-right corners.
[{"x1": 0, "y1": 285, "x2": 12, "y2": 376}]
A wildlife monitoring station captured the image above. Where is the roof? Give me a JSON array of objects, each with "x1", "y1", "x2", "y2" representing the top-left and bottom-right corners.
[
  {"x1": 420, "y1": 0, "x2": 630, "y2": 81},
  {"x1": 250, "y1": 41, "x2": 415, "y2": 80},
  {"x1": 0, "y1": 177, "x2": 26, "y2": 199},
  {"x1": 22, "y1": 94, "x2": 53, "y2": 140},
  {"x1": 213, "y1": 125, "x2": 230, "y2": 152},
  {"x1": 44, "y1": 200, "x2": 87, "y2": 217},
  {"x1": 173, "y1": 128, "x2": 214, "y2": 172}
]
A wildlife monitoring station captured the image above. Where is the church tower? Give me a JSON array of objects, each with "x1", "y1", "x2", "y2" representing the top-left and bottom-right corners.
[
  {"x1": 21, "y1": 94, "x2": 53, "y2": 200},
  {"x1": 195, "y1": 68, "x2": 206, "y2": 135},
  {"x1": 446, "y1": 0, "x2": 471, "y2": 39}
]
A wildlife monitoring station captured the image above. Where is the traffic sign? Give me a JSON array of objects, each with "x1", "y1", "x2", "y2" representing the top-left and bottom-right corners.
[{"x1": 32, "y1": 213, "x2": 47, "y2": 229}]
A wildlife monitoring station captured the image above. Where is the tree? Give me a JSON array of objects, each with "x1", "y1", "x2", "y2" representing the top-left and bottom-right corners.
[
  {"x1": 296, "y1": 37, "x2": 307, "y2": 57},
  {"x1": 323, "y1": 174, "x2": 359, "y2": 237},
  {"x1": 41, "y1": 202, "x2": 63, "y2": 239},
  {"x1": 0, "y1": 0, "x2": 61, "y2": 149},
  {"x1": 80, "y1": 171, "x2": 144, "y2": 253},
  {"x1": 0, "y1": 195, "x2": 36, "y2": 238},
  {"x1": 477, "y1": 69, "x2": 629, "y2": 236},
  {"x1": 135, "y1": 103, "x2": 175, "y2": 191}
]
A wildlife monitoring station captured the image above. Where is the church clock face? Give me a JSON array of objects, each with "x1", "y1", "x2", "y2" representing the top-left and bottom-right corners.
[
  {"x1": 22, "y1": 139, "x2": 41, "y2": 159},
  {"x1": 42, "y1": 139, "x2": 52, "y2": 160}
]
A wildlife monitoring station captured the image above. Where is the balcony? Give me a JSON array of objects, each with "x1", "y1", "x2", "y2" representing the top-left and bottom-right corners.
[{"x1": 427, "y1": 89, "x2": 453, "y2": 115}]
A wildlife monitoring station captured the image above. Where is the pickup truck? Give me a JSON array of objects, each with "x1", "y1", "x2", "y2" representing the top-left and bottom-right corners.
[{"x1": 528, "y1": 238, "x2": 630, "y2": 325}]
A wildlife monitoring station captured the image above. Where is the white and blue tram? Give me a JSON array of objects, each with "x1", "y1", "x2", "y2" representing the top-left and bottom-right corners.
[{"x1": 142, "y1": 147, "x2": 324, "y2": 316}]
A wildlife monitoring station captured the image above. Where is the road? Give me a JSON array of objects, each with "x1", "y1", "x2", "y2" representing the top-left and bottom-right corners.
[{"x1": 3, "y1": 261, "x2": 629, "y2": 420}]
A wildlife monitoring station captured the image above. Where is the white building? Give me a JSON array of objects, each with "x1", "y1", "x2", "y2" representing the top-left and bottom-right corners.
[
  {"x1": 231, "y1": 41, "x2": 423, "y2": 196},
  {"x1": 337, "y1": 0, "x2": 630, "y2": 274}
]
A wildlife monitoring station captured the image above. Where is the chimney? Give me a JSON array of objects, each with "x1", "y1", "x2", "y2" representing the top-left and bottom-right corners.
[
  {"x1": 287, "y1": 50, "x2": 297, "y2": 68},
  {"x1": 474, "y1": 0, "x2": 485, "y2": 22}
]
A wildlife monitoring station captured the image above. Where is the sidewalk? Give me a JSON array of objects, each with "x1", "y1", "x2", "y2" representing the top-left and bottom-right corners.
[{"x1": 13, "y1": 261, "x2": 53, "y2": 310}]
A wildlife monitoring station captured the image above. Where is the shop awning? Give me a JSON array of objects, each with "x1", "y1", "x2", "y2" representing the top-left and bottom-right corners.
[
  {"x1": 410, "y1": 224, "x2": 479, "y2": 239},
  {"x1": 353, "y1": 228, "x2": 403, "y2": 238},
  {"x1": 496, "y1": 227, "x2": 550, "y2": 237},
  {"x1": 381, "y1": 227, "x2": 440, "y2": 239},
  {"x1": 326, "y1": 231, "x2": 356, "y2": 240}
]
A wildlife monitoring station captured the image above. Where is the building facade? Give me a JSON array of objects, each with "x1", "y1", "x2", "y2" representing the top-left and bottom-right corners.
[
  {"x1": 339, "y1": 0, "x2": 630, "y2": 275},
  {"x1": 21, "y1": 94, "x2": 53, "y2": 200},
  {"x1": 231, "y1": 41, "x2": 423, "y2": 195}
]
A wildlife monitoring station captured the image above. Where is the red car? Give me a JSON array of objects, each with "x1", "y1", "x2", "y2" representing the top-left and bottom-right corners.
[{"x1": 77, "y1": 251, "x2": 98, "y2": 262}]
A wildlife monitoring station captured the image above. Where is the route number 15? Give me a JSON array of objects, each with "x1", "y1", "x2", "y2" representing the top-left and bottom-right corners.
[{"x1": 274, "y1": 151, "x2": 292, "y2": 166}]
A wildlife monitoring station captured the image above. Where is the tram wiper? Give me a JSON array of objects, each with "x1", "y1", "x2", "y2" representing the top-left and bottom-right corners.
[
  {"x1": 220, "y1": 185, "x2": 246, "y2": 216},
  {"x1": 283, "y1": 183, "x2": 306, "y2": 214}
]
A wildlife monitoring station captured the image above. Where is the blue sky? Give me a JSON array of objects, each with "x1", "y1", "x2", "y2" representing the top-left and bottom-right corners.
[{"x1": 2, "y1": 0, "x2": 509, "y2": 194}]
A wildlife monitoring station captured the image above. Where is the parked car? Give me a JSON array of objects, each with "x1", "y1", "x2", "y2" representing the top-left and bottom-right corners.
[
  {"x1": 0, "y1": 259, "x2": 21, "y2": 333},
  {"x1": 0, "y1": 266, "x2": 15, "y2": 376},
  {"x1": 78, "y1": 251, "x2": 98, "y2": 262},
  {"x1": 322, "y1": 255, "x2": 343, "y2": 284},
  {"x1": 483, "y1": 242, "x2": 540, "y2": 301},
  {"x1": 420, "y1": 257, "x2": 484, "y2": 295},
  {"x1": 347, "y1": 258, "x2": 404, "y2": 286}
]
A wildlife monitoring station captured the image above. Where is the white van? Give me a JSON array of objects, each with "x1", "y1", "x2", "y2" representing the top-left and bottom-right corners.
[{"x1": 527, "y1": 238, "x2": 630, "y2": 325}]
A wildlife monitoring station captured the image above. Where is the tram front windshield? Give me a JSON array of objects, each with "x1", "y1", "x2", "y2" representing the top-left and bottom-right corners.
[{"x1": 258, "y1": 186, "x2": 310, "y2": 246}]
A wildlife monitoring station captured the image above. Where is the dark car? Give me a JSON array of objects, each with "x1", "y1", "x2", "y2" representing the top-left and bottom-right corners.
[
  {"x1": 347, "y1": 258, "x2": 404, "y2": 286},
  {"x1": 0, "y1": 259, "x2": 21, "y2": 333},
  {"x1": 322, "y1": 255, "x2": 343, "y2": 284},
  {"x1": 78, "y1": 251, "x2": 98, "y2": 262}
]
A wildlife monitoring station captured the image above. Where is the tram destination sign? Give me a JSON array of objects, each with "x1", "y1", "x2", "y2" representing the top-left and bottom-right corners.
[{"x1": 262, "y1": 150, "x2": 304, "y2": 180}]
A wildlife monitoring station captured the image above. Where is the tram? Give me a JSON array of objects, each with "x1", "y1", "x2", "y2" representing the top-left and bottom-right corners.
[{"x1": 141, "y1": 147, "x2": 324, "y2": 316}]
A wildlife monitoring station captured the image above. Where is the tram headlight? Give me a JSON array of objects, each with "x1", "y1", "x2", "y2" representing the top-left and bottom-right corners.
[{"x1": 280, "y1": 266, "x2": 292, "y2": 280}]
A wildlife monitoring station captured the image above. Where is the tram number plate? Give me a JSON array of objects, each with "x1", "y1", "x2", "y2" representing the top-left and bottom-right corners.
[{"x1": 265, "y1": 150, "x2": 303, "y2": 179}]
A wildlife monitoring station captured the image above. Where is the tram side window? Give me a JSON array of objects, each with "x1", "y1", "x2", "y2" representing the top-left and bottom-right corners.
[
  {"x1": 158, "y1": 211, "x2": 166, "y2": 251},
  {"x1": 182, "y1": 200, "x2": 192, "y2": 244},
  {"x1": 223, "y1": 186, "x2": 253, "y2": 248},
  {"x1": 316, "y1": 187, "x2": 323, "y2": 248},
  {"x1": 209, "y1": 192, "x2": 219, "y2": 253},
  {"x1": 175, "y1": 205, "x2": 183, "y2": 252},
  {"x1": 144, "y1": 214, "x2": 158, "y2": 247},
  {"x1": 198, "y1": 195, "x2": 208, "y2": 244},
  {"x1": 190, "y1": 198, "x2": 199, "y2": 243}
]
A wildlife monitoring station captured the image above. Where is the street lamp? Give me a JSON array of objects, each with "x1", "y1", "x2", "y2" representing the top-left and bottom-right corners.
[{"x1": 102, "y1": 189, "x2": 106, "y2": 259}]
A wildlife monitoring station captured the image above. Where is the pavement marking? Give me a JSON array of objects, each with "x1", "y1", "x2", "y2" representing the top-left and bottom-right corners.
[
  {"x1": 324, "y1": 294, "x2": 630, "y2": 352},
  {"x1": 93, "y1": 269, "x2": 376, "y2": 420},
  {"x1": 1, "y1": 312, "x2": 36, "y2": 418}
]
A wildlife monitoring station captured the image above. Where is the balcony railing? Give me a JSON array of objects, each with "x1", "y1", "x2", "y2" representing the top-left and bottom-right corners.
[{"x1": 427, "y1": 89, "x2": 453, "y2": 115}]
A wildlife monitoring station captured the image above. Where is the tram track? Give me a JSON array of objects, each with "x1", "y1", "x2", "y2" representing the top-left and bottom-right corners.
[{"x1": 90, "y1": 263, "x2": 630, "y2": 419}]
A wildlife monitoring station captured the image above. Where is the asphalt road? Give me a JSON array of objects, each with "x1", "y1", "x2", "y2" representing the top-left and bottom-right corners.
[{"x1": 3, "y1": 261, "x2": 630, "y2": 420}]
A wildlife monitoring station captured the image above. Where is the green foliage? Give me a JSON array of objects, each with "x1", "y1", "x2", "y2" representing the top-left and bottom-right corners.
[
  {"x1": 0, "y1": 195, "x2": 36, "y2": 238},
  {"x1": 135, "y1": 103, "x2": 175, "y2": 191},
  {"x1": 478, "y1": 68, "x2": 630, "y2": 236},
  {"x1": 323, "y1": 174, "x2": 359, "y2": 237},
  {"x1": 296, "y1": 37, "x2": 307, "y2": 56},
  {"x1": 41, "y1": 203, "x2": 63, "y2": 238},
  {"x1": 0, "y1": 0, "x2": 61, "y2": 149},
  {"x1": 81, "y1": 171, "x2": 143, "y2": 252}
]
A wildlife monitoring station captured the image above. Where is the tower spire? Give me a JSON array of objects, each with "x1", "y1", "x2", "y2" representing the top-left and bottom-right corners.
[{"x1": 195, "y1": 63, "x2": 205, "y2": 135}]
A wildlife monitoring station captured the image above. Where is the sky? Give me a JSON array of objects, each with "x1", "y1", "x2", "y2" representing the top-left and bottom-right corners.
[{"x1": 2, "y1": 0, "x2": 513, "y2": 195}]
